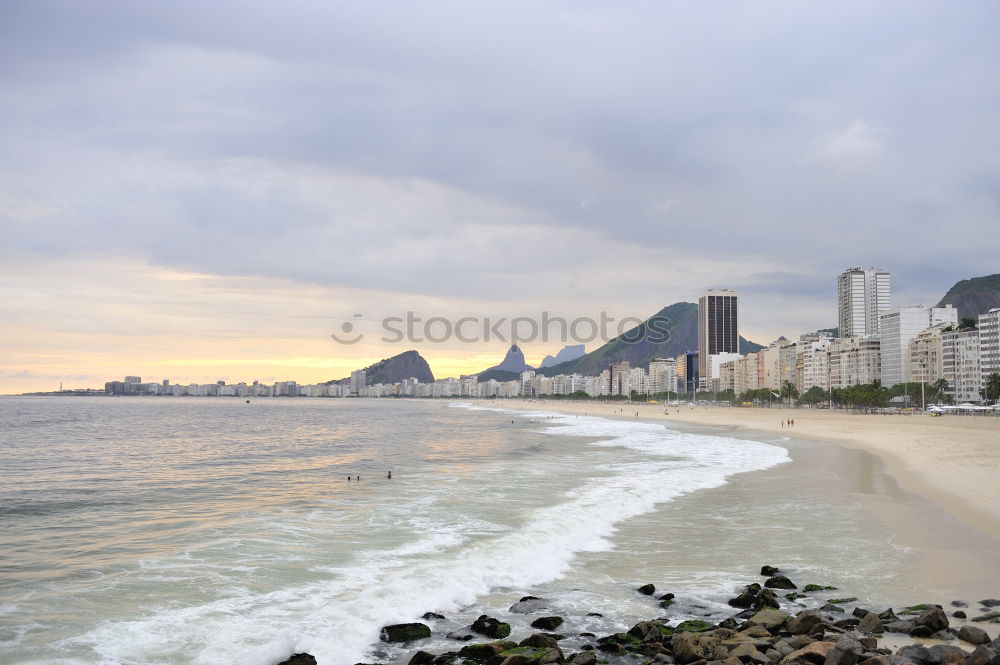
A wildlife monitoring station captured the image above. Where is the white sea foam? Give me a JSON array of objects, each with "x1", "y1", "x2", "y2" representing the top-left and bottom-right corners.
[{"x1": 58, "y1": 407, "x2": 789, "y2": 665}]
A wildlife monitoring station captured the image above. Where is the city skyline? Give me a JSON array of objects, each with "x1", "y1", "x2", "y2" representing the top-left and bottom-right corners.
[{"x1": 2, "y1": 3, "x2": 1000, "y2": 394}]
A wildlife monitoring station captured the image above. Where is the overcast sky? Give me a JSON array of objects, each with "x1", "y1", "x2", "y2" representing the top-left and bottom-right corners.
[{"x1": 2, "y1": 1, "x2": 999, "y2": 392}]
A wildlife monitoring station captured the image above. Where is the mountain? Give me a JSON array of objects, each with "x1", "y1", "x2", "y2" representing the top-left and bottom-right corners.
[
  {"x1": 539, "y1": 344, "x2": 586, "y2": 368},
  {"x1": 936, "y1": 273, "x2": 1000, "y2": 321},
  {"x1": 535, "y1": 302, "x2": 763, "y2": 377},
  {"x1": 326, "y1": 350, "x2": 434, "y2": 385},
  {"x1": 490, "y1": 345, "x2": 533, "y2": 373}
]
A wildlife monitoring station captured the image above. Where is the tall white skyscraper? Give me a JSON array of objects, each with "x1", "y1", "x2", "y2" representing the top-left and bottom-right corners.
[
  {"x1": 837, "y1": 267, "x2": 891, "y2": 337},
  {"x1": 879, "y1": 305, "x2": 958, "y2": 387}
]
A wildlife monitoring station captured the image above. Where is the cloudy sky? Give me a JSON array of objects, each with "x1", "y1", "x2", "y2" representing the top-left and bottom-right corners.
[{"x1": 2, "y1": 1, "x2": 999, "y2": 393}]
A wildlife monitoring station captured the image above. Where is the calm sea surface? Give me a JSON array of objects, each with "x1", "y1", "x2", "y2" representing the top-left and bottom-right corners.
[{"x1": 0, "y1": 397, "x2": 943, "y2": 665}]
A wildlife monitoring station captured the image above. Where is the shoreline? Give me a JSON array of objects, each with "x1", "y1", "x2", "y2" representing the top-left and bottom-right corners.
[{"x1": 500, "y1": 401, "x2": 1000, "y2": 544}]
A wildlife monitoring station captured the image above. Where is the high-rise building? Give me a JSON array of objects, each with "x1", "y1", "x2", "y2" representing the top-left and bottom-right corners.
[
  {"x1": 979, "y1": 308, "x2": 1000, "y2": 392},
  {"x1": 698, "y1": 289, "x2": 739, "y2": 382},
  {"x1": 349, "y1": 369, "x2": 367, "y2": 395},
  {"x1": 878, "y1": 305, "x2": 958, "y2": 387},
  {"x1": 837, "y1": 267, "x2": 891, "y2": 337},
  {"x1": 942, "y1": 328, "x2": 981, "y2": 403}
]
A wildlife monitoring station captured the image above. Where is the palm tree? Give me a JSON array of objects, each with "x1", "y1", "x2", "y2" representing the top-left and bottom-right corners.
[{"x1": 780, "y1": 381, "x2": 799, "y2": 404}]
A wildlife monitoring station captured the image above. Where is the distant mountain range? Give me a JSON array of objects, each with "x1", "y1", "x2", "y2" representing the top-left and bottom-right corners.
[
  {"x1": 325, "y1": 350, "x2": 434, "y2": 385},
  {"x1": 936, "y1": 273, "x2": 1000, "y2": 321},
  {"x1": 539, "y1": 344, "x2": 586, "y2": 368}
]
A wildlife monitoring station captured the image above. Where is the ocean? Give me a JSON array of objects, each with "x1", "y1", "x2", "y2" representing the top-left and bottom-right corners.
[{"x1": 0, "y1": 397, "x2": 950, "y2": 665}]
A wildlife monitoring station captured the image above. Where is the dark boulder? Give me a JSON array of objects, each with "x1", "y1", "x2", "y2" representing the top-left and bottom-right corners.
[
  {"x1": 803, "y1": 585, "x2": 838, "y2": 593},
  {"x1": 407, "y1": 651, "x2": 435, "y2": 665},
  {"x1": 471, "y1": 615, "x2": 511, "y2": 639},
  {"x1": 884, "y1": 620, "x2": 914, "y2": 634},
  {"x1": 381, "y1": 623, "x2": 432, "y2": 643},
  {"x1": 764, "y1": 576, "x2": 797, "y2": 590},
  {"x1": 761, "y1": 565, "x2": 781, "y2": 577},
  {"x1": 532, "y1": 617, "x2": 565, "y2": 631},
  {"x1": 824, "y1": 636, "x2": 863, "y2": 665},
  {"x1": 638, "y1": 584, "x2": 657, "y2": 595},
  {"x1": 972, "y1": 612, "x2": 1000, "y2": 622},
  {"x1": 952, "y1": 601, "x2": 969, "y2": 608},
  {"x1": 858, "y1": 613, "x2": 883, "y2": 634},
  {"x1": 892, "y1": 645, "x2": 937, "y2": 665},
  {"x1": 628, "y1": 620, "x2": 669, "y2": 643},
  {"x1": 277, "y1": 655, "x2": 317, "y2": 665},
  {"x1": 954, "y1": 611, "x2": 968, "y2": 619},
  {"x1": 929, "y1": 645, "x2": 972, "y2": 665},
  {"x1": 914, "y1": 607, "x2": 949, "y2": 633},
  {"x1": 909, "y1": 625, "x2": 935, "y2": 638},
  {"x1": 459, "y1": 643, "x2": 504, "y2": 661},
  {"x1": 510, "y1": 598, "x2": 550, "y2": 614},
  {"x1": 962, "y1": 646, "x2": 1000, "y2": 665},
  {"x1": 959, "y1": 626, "x2": 992, "y2": 646},
  {"x1": 980, "y1": 600, "x2": 1000, "y2": 608},
  {"x1": 423, "y1": 612, "x2": 446, "y2": 620},
  {"x1": 755, "y1": 589, "x2": 780, "y2": 610},
  {"x1": 446, "y1": 632, "x2": 474, "y2": 641},
  {"x1": 568, "y1": 652, "x2": 597, "y2": 665},
  {"x1": 522, "y1": 634, "x2": 560, "y2": 649},
  {"x1": 787, "y1": 610, "x2": 824, "y2": 636}
]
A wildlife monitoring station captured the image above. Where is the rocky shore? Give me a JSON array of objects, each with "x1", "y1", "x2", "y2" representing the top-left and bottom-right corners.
[{"x1": 277, "y1": 566, "x2": 1000, "y2": 665}]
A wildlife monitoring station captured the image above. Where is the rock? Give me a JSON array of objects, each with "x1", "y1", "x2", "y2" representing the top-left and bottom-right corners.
[
  {"x1": 878, "y1": 609, "x2": 899, "y2": 623},
  {"x1": 953, "y1": 601, "x2": 969, "y2": 608},
  {"x1": 673, "y1": 632, "x2": 718, "y2": 664},
  {"x1": 963, "y1": 646, "x2": 1000, "y2": 665},
  {"x1": 909, "y1": 625, "x2": 935, "y2": 638},
  {"x1": 858, "y1": 638, "x2": 878, "y2": 650},
  {"x1": 407, "y1": 651, "x2": 435, "y2": 665},
  {"x1": 804, "y1": 585, "x2": 838, "y2": 593},
  {"x1": 638, "y1": 584, "x2": 657, "y2": 595},
  {"x1": 892, "y1": 645, "x2": 937, "y2": 665},
  {"x1": 859, "y1": 657, "x2": 891, "y2": 665},
  {"x1": 522, "y1": 634, "x2": 561, "y2": 649},
  {"x1": 510, "y1": 598, "x2": 550, "y2": 614},
  {"x1": 568, "y1": 652, "x2": 597, "y2": 665},
  {"x1": 787, "y1": 611, "x2": 824, "y2": 636},
  {"x1": 471, "y1": 615, "x2": 512, "y2": 639},
  {"x1": 381, "y1": 623, "x2": 432, "y2": 643},
  {"x1": 585, "y1": 612, "x2": 602, "y2": 617},
  {"x1": 765, "y1": 576, "x2": 798, "y2": 590},
  {"x1": 719, "y1": 618, "x2": 741, "y2": 630},
  {"x1": 915, "y1": 607, "x2": 949, "y2": 633},
  {"x1": 731, "y1": 642, "x2": 767, "y2": 663},
  {"x1": 677, "y1": 620, "x2": 716, "y2": 633},
  {"x1": 853, "y1": 609, "x2": 872, "y2": 619},
  {"x1": 959, "y1": 626, "x2": 992, "y2": 646},
  {"x1": 955, "y1": 611, "x2": 968, "y2": 619},
  {"x1": 731, "y1": 585, "x2": 764, "y2": 609},
  {"x1": 972, "y1": 612, "x2": 1000, "y2": 622},
  {"x1": 762, "y1": 566, "x2": 782, "y2": 577},
  {"x1": 824, "y1": 636, "x2": 863, "y2": 665},
  {"x1": 738, "y1": 626, "x2": 773, "y2": 639},
  {"x1": 277, "y1": 655, "x2": 317, "y2": 665},
  {"x1": 629, "y1": 620, "x2": 672, "y2": 643},
  {"x1": 928, "y1": 645, "x2": 972, "y2": 665},
  {"x1": 532, "y1": 617, "x2": 565, "y2": 631},
  {"x1": 821, "y1": 605, "x2": 845, "y2": 613},
  {"x1": 446, "y1": 632, "x2": 474, "y2": 641},
  {"x1": 833, "y1": 619, "x2": 860, "y2": 630},
  {"x1": 858, "y1": 614, "x2": 883, "y2": 635},
  {"x1": 781, "y1": 641, "x2": 834, "y2": 665},
  {"x1": 828, "y1": 599, "x2": 858, "y2": 605},
  {"x1": 423, "y1": 612, "x2": 446, "y2": 620},
  {"x1": 748, "y1": 609, "x2": 790, "y2": 631},
  {"x1": 756, "y1": 590, "x2": 781, "y2": 610},
  {"x1": 981, "y1": 600, "x2": 1000, "y2": 608},
  {"x1": 596, "y1": 632, "x2": 643, "y2": 654},
  {"x1": 460, "y1": 643, "x2": 504, "y2": 661},
  {"x1": 884, "y1": 620, "x2": 914, "y2": 634}
]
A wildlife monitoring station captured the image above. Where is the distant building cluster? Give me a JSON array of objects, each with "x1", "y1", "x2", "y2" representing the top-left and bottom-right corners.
[{"x1": 106, "y1": 266, "x2": 1000, "y2": 405}]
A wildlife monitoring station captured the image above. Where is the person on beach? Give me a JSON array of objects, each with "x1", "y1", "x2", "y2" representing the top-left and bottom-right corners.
[{"x1": 387, "y1": 471, "x2": 392, "y2": 479}]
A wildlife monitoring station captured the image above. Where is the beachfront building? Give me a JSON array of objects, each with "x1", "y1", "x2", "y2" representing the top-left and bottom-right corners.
[
  {"x1": 705, "y1": 352, "x2": 741, "y2": 392},
  {"x1": 829, "y1": 336, "x2": 882, "y2": 389},
  {"x1": 907, "y1": 324, "x2": 950, "y2": 387},
  {"x1": 979, "y1": 308, "x2": 1000, "y2": 388},
  {"x1": 698, "y1": 289, "x2": 739, "y2": 384},
  {"x1": 837, "y1": 266, "x2": 891, "y2": 337},
  {"x1": 942, "y1": 328, "x2": 982, "y2": 403},
  {"x1": 878, "y1": 305, "x2": 958, "y2": 387},
  {"x1": 778, "y1": 339, "x2": 799, "y2": 390},
  {"x1": 648, "y1": 358, "x2": 679, "y2": 395},
  {"x1": 718, "y1": 360, "x2": 736, "y2": 395},
  {"x1": 349, "y1": 370, "x2": 366, "y2": 395},
  {"x1": 758, "y1": 341, "x2": 784, "y2": 390},
  {"x1": 798, "y1": 339, "x2": 832, "y2": 391}
]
